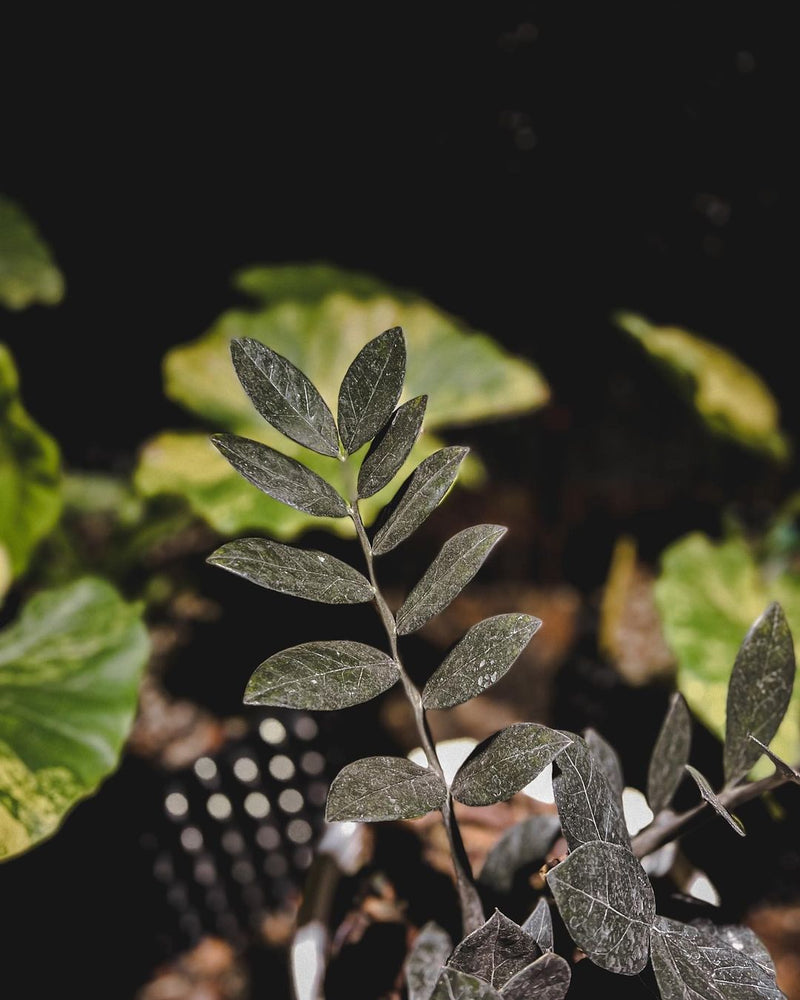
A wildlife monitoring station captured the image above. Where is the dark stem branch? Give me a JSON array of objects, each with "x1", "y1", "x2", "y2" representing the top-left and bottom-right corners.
[{"x1": 349, "y1": 501, "x2": 484, "y2": 935}]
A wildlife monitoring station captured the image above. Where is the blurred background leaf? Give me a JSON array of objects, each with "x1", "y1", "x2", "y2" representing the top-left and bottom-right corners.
[{"x1": 0, "y1": 196, "x2": 65, "y2": 310}]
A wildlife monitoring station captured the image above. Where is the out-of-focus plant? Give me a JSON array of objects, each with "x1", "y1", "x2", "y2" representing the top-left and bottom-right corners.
[
  {"x1": 136, "y1": 263, "x2": 550, "y2": 540},
  {"x1": 0, "y1": 195, "x2": 65, "y2": 310}
]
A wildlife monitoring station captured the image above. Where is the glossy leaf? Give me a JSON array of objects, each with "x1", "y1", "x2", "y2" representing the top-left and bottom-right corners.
[
  {"x1": 326, "y1": 756, "x2": 447, "y2": 822},
  {"x1": 212, "y1": 433, "x2": 348, "y2": 517},
  {"x1": 358, "y1": 395, "x2": 427, "y2": 498},
  {"x1": 553, "y1": 738, "x2": 629, "y2": 850},
  {"x1": 724, "y1": 602, "x2": 796, "y2": 784},
  {"x1": 406, "y1": 923, "x2": 453, "y2": 1000},
  {"x1": 338, "y1": 327, "x2": 406, "y2": 454},
  {"x1": 207, "y1": 537, "x2": 373, "y2": 603},
  {"x1": 478, "y1": 814, "x2": 561, "y2": 894},
  {"x1": 655, "y1": 532, "x2": 800, "y2": 778},
  {"x1": 500, "y1": 953, "x2": 571, "y2": 1000},
  {"x1": 685, "y1": 765, "x2": 745, "y2": 836},
  {"x1": 584, "y1": 727, "x2": 624, "y2": 800},
  {"x1": 650, "y1": 916, "x2": 784, "y2": 1000},
  {"x1": 616, "y1": 311, "x2": 788, "y2": 461},
  {"x1": 0, "y1": 344, "x2": 62, "y2": 585},
  {"x1": 229, "y1": 337, "x2": 339, "y2": 456},
  {"x1": 0, "y1": 196, "x2": 65, "y2": 310},
  {"x1": 521, "y1": 898, "x2": 554, "y2": 952},
  {"x1": 690, "y1": 919, "x2": 775, "y2": 978},
  {"x1": 431, "y1": 969, "x2": 500, "y2": 1000},
  {"x1": 0, "y1": 578, "x2": 150, "y2": 860},
  {"x1": 448, "y1": 910, "x2": 540, "y2": 989},
  {"x1": 372, "y1": 446, "x2": 469, "y2": 555},
  {"x1": 451, "y1": 724, "x2": 572, "y2": 807},
  {"x1": 422, "y1": 614, "x2": 541, "y2": 710},
  {"x1": 546, "y1": 842, "x2": 655, "y2": 975},
  {"x1": 647, "y1": 692, "x2": 692, "y2": 814},
  {"x1": 747, "y1": 734, "x2": 800, "y2": 783},
  {"x1": 396, "y1": 525, "x2": 507, "y2": 635},
  {"x1": 244, "y1": 641, "x2": 398, "y2": 710}
]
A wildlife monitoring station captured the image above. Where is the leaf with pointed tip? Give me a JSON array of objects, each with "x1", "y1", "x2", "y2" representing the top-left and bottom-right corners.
[
  {"x1": 553, "y1": 739, "x2": 629, "y2": 850},
  {"x1": 405, "y1": 922, "x2": 453, "y2": 1000},
  {"x1": 584, "y1": 728, "x2": 624, "y2": 800},
  {"x1": 211, "y1": 433, "x2": 348, "y2": 517},
  {"x1": 546, "y1": 842, "x2": 655, "y2": 975},
  {"x1": 372, "y1": 446, "x2": 469, "y2": 555},
  {"x1": 521, "y1": 899, "x2": 554, "y2": 952},
  {"x1": 208, "y1": 538, "x2": 373, "y2": 603},
  {"x1": 423, "y1": 614, "x2": 542, "y2": 710},
  {"x1": 747, "y1": 734, "x2": 800, "y2": 783},
  {"x1": 431, "y1": 969, "x2": 500, "y2": 1000},
  {"x1": 244, "y1": 641, "x2": 398, "y2": 711},
  {"x1": 397, "y1": 525, "x2": 507, "y2": 635},
  {"x1": 685, "y1": 765, "x2": 745, "y2": 836},
  {"x1": 650, "y1": 916, "x2": 784, "y2": 1000},
  {"x1": 500, "y1": 953, "x2": 571, "y2": 1000},
  {"x1": 448, "y1": 910, "x2": 540, "y2": 989},
  {"x1": 326, "y1": 756, "x2": 447, "y2": 822},
  {"x1": 338, "y1": 327, "x2": 406, "y2": 454},
  {"x1": 724, "y1": 602, "x2": 796, "y2": 785},
  {"x1": 0, "y1": 195, "x2": 65, "y2": 310},
  {"x1": 647, "y1": 692, "x2": 692, "y2": 814},
  {"x1": 451, "y1": 725, "x2": 572, "y2": 807},
  {"x1": 230, "y1": 337, "x2": 339, "y2": 456},
  {"x1": 358, "y1": 395, "x2": 427, "y2": 498},
  {"x1": 478, "y1": 814, "x2": 562, "y2": 894},
  {"x1": 690, "y1": 919, "x2": 775, "y2": 978}
]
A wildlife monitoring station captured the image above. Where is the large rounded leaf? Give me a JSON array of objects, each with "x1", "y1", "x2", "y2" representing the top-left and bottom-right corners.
[
  {"x1": 0, "y1": 196, "x2": 65, "y2": 310},
  {"x1": 0, "y1": 578, "x2": 150, "y2": 860}
]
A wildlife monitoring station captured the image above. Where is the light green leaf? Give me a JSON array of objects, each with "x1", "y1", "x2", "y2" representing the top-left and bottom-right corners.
[
  {"x1": 647, "y1": 692, "x2": 692, "y2": 814},
  {"x1": 0, "y1": 196, "x2": 65, "y2": 310},
  {"x1": 337, "y1": 327, "x2": 406, "y2": 454},
  {"x1": 0, "y1": 577, "x2": 150, "y2": 860},
  {"x1": 685, "y1": 765, "x2": 745, "y2": 836},
  {"x1": 326, "y1": 756, "x2": 447, "y2": 822},
  {"x1": 655, "y1": 532, "x2": 800, "y2": 778},
  {"x1": 207, "y1": 537, "x2": 373, "y2": 603},
  {"x1": 0, "y1": 343, "x2": 62, "y2": 584},
  {"x1": 244, "y1": 641, "x2": 399, "y2": 710},
  {"x1": 358, "y1": 395, "x2": 427, "y2": 499},
  {"x1": 616, "y1": 311, "x2": 788, "y2": 461}
]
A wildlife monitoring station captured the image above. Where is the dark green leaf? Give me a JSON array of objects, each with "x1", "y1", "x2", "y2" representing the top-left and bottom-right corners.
[
  {"x1": 553, "y1": 738, "x2": 629, "y2": 850},
  {"x1": 338, "y1": 327, "x2": 406, "y2": 454},
  {"x1": 431, "y1": 969, "x2": 500, "y2": 1000},
  {"x1": 647, "y1": 692, "x2": 692, "y2": 814},
  {"x1": 422, "y1": 614, "x2": 541, "y2": 710},
  {"x1": 372, "y1": 447, "x2": 469, "y2": 555},
  {"x1": 448, "y1": 910, "x2": 540, "y2": 989},
  {"x1": 452, "y1": 724, "x2": 572, "y2": 807},
  {"x1": 244, "y1": 641, "x2": 399, "y2": 710},
  {"x1": 358, "y1": 395, "x2": 427, "y2": 498},
  {"x1": 500, "y1": 953, "x2": 571, "y2": 1000},
  {"x1": 521, "y1": 899, "x2": 554, "y2": 952},
  {"x1": 724, "y1": 602, "x2": 796, "y2": 784},
  {"x1": 685, "y1": 765, "x2": 745, "y2": 836},
  {"x1": 747, "y1": 734, "x2": 800, "y2": 783},
  {"x1": 650, "y1": 916, "x2": 784, "y2": 1000},
  {"x1": 0, "y1": 578, "x2": 150, "y2": 860},
  {"x1": 546, "y1": 842, "x2": 655, "y2": 975},
  {"x1": 396, "y1": 525, "x2": 507, "y2": 635},
  {"x1": 405, "y1": 922, "x2": 453, "y2": 1000},
  {"x1": 690, "y1": 919, "x2": 775, "y2": 978},
  {"x1": 230, "y1": 337, "x2": 339, "y2": 457},
  {"x1": 326, "y1": 756, "x2": 447, "y2": 822},
  {"x1": 584, "y1": 728, "x2": 624, "y2": 800},
  {"x1": 211, "y1": 433, "x2": 348, "y2": 517},
  {"x1": 207, "y1": 537, "x2": 373, "y2": 603},
  {"x1": 0, "y1": 196, "x2": 65, "y2": 310},
  {"x1": 478, "y1": 814, "x2": 561, "y2": 894}
]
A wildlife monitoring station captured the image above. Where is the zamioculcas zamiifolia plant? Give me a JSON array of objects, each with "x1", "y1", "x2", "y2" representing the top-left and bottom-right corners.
[{"x1": 207, "y1": 326, "x2": 798, "y2": 999}]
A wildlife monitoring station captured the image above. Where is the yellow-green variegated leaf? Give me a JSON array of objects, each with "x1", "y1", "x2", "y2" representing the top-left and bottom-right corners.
[
  {"x1": 655, "y1": 532, "x2": 800, "y2": 777},
  {"x1": 0, "y1": 343, "x2": 62, "y2": 586},
  {"x1": 135, "y1": 264, "x2": 545, "y2": 538},
  {"x1": 0, "y1": 196, "x2": 65, "y2": 310},
  {"x1": 0, "y1": 577, "x2": 150, "y2": 860},
  {"x1": 616, "y1": 312, "x2": 789, "y2": 461}
]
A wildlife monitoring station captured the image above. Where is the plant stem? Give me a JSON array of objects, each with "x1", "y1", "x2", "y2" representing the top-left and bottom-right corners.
[
  {"x1": 349, "y1": 500, "x2": 485, "y2": 935},
  {"x1": 631, "y1": 771, "x2": 790, "y2": 859}
]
